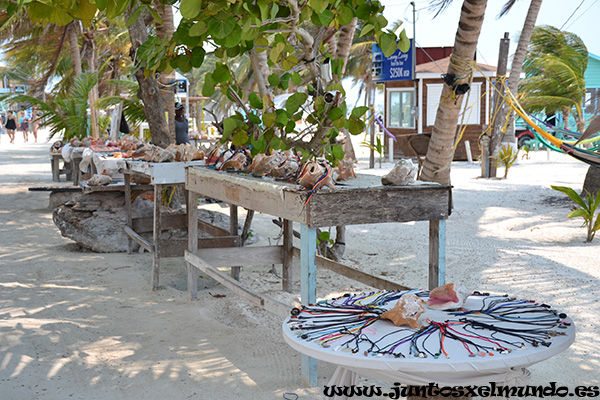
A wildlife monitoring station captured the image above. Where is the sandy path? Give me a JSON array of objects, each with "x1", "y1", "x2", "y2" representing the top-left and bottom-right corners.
[{"x1": 1, "y1": 134, "x2": 598, "y2": 399}]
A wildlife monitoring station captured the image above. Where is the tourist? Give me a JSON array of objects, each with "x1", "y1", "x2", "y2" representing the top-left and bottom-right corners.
[
  {"x1": 5, "y1": 110, "x2": 17, "y2": 144},
  {"x1": 174, "y1": 102, "x2": 189, "y2": 145}
]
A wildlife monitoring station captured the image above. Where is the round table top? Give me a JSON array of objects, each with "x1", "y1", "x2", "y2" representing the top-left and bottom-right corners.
[{"x1": 283, "y1": 290, "x2": 575, "y2": 379}]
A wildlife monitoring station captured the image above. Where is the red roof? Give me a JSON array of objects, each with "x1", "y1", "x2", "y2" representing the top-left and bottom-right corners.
[{"x1": 416, "y1": 56, "x2": 497, "y2": 74}]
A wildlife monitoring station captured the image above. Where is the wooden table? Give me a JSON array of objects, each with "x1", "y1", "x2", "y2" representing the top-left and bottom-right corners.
[
  {"x1": 121, "y1": 160, "x2": 239, "y2": 290},
  {"x1": 50, "y1": 153, "x2": 72, "y2": 182},
  {"x1": 185, "y1": 167, "x2": 452, "y2": 383}
]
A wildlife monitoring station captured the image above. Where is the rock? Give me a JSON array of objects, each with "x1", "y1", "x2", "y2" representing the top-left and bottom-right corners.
[
  {"x1": 381, "y1": 159, "x2": 417, "y2": 186},
  {"x1": 51, "y1": 191, "x2": 252, "y2": 252}
]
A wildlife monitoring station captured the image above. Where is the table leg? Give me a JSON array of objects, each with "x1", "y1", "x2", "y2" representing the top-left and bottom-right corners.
[
  {"x1": 230, "y1": 205, "x2": 240, "y2": 280},
  {"x1": 152, "y1": 183, "x2": 162, "y2": 291},
  {"x1": 51, "y1": 156, "x2": 59, "y2": 182},
  {"x1": 300, "y1": 224, "x2": 317, "y2": 386},
  {"x1": 124, "y1": 174, "x2": 133, "y2": 254},
  {"x1": 428, "y1": 220, "x2": 446, "y2": 290},
  {"x1": 187, "y1": 190, "x2": 200, "y2": 300},
  {"x1": 282, "y1": 219, "x2": 293, "y2": 292},
  {"x1": 72, "y1": 156, "x2": 82, "y2": 186}
]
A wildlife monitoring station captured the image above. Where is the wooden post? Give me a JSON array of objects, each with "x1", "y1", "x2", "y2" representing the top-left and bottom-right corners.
[
  {"x1": 488, "y1": 32, "x2": 510, "y2": 178},
  {"x1": 428, "y1": 220, "x2": 446, "y2": 290},
  {"x1": 230, "y1": 205, "x2": 240, "y2": 280},
  {"x1": 51, "y1": 154, "x2": 60, "y2": 182},
  {"x1": 300, "y1": 223, "x2": 317, "y2": 386},
  {"x1": 282, "y1": 219, "x2": 294, "y2": 292},
  {"x1": 187, "y1": 190, "x2": 200, "y2": 300},
  {"x1": 124, "y1": 173, "x2": 133, "y2": 253},
  {"x1": 152, "y1": 183, "x2": 162, "y2": 291}
]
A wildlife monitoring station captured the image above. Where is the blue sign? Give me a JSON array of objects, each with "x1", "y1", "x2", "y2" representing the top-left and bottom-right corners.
[{"x1": 372, "y1": 39, "x2": 413, "y2": 82}]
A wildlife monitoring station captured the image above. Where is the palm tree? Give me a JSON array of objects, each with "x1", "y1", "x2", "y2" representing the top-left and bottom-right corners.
[
  {"x1": 420, "y1": 0, "x2": 489, "y2": 185},
  {"x1": 519, "y1": 25, "x2": 588, "y2": 132}
]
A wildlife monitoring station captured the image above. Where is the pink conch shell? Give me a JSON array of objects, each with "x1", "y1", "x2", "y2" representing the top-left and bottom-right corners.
[
  {"x1": 219, "y1": 152, "x2": 247, "y2": 171},
  {"x1": 206, "y1": 145, "x2": 227, "y2": 166},
  {"x1": 270, "y1": 151, "x2": 300, "y2": 179},
  {"x1": 297, "y1": 162, "x2": 335, "y2": 191},
  {"x1": 251, "y1": 151, "x2": 287, "y2": 176},
  {"x1": 334, "y1": 157, "x2": 357, "y2": 181},
  {"x1": 381, "y1": 159, "x2": 416, "y2": 186},
  {"x1": 381, "y1": 293, "x2": 426, "y2": 329},
  {"x1": 427, "y1": 283, "x2": 469, "y2": 310},
  {"x1": 247, "y1": 153, "x2": 265, "y2": 173}
]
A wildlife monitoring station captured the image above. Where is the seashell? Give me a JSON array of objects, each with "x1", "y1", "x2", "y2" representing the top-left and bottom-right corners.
[
  {"x1": 427, "y1": 283, "x2": 469, "y2": 310},
  {"x1": 297, "y1": 161, "x2": 335, "y2": 190},
  {"x1": 381, "y1": 293, "x2": 426, "y2": 329},
  {"x1": 251, "y1": 151, "x2": 287, "y2": 176},
  {"x1": 247, "y1": 153, "x2": 265, "y2": 172},
  {"x1": 334, "y1": 157, "x2": 357, "y2": 181},
  {"x1": 214, "y1": 150, "x2": 235, "y2": 169},
  {"x1": 270, "y1": 151, "x2": 300, "y2": 179},
  {"x1": 381, "y1": 158, "x2": 416, "y2": 186},
  {"x1": 206, "y1": 145, "x2": 227, "y2": 166},
  {"x1": 219, "y1": 152, "x2": 247, "y2": 171},
  {"x1": 86, "y1": 174, "x2": 113, "y2": 186}
]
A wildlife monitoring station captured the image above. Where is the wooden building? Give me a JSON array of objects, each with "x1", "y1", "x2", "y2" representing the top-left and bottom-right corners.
[{"x1": 384, "y1": 55, "x2": 498, "y2": 161}]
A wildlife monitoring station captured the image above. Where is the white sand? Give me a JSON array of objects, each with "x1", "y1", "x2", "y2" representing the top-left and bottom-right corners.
[{"x1": 1, "y1": 131, "x2": 598, "y2": 399}]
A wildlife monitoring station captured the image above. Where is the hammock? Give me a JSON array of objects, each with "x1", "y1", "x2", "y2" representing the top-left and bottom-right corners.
[{"x1": 507, "y1": 90, "x2": 600, "y2": 168}]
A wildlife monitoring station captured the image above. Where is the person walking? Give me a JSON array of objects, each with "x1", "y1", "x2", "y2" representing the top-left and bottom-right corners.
[
  {"x1": 19, "y1": 112, "x2": 29, "y2": 142},
  {"x1": 31, "y1": 110, "x2": 40, "y2": 143},
  {"x1": 174, "y1": 102, "x2": 190, "y2": 145},
  {"x1": 5, "y1": 111, "x2": 17, "y2": 144}
]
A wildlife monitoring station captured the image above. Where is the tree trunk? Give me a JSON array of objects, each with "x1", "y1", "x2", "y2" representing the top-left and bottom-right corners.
[
  {"x1": 67, "y1": 21, "x2": 82, "y2": 77},
  {"x1": 126, "y1": 7, "x2": 170, "y2": 148},
  {"x1": 488, "y1": 33, "x2": 510, "y2": 178},
  {"x1": 154, "y1": 0, "x2": 176, "y2": 143},
  {"x1": 583, "y1": 165, "x2": 600, "y2": 197},
  {"x1": 502, "y1": 0, "x2": 542, "y2": 142},
  {"x1": 83, "y1": 31, "x2": 100, "y2": 138},
  {"x1": 420, "y1": 0, "x2": 488, "y2": 185}
]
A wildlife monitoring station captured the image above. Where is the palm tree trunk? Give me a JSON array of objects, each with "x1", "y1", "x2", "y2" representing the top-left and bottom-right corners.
[
  {"x1": 421, "y1": 0, "x2": 488, "y2": 185},
  {"x1": 126, "y1": 6, "x2": 170, "y2": 148},
  {"x1": 83, "y1": 31, "x2": 100, "y2": 138},
  {"x1": 502, "y1": 0, "x2": 542, "y2": 142},
  {"x1": 67, "y1": 22, "x2": 82, "y2": 77},
  {"x1": 154, "y1": 0, "x2": 176, "y2": 143}
]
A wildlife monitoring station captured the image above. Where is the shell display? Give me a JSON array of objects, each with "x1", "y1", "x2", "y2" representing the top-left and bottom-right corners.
[
  {"x1": 132, "y1": 144, "x2": 175, "y2": 163},
  {"x1": 427, "y1": 283, "x2": 469, "y2": 310},
  {"x1": 297, "y1": 161, "x2": 335, "y2": 191},
  {"x1": 381, "y1": 158, "x2": 416, "y2": 186},
  {"x1": 270, "y1": 151, "x2": 300, "y2": 179},
  {"x1": 381, "y1": 293, "x2": 426, "y2": 329},
  {"x1": 167, "y1": 143, "x2": 205, "y2": 162},
  {"x1": 250, "y1": 151, "x2": 287, "y2": 176},
  {"x1": 334, "y1": 157, "x2": 357, "y2": 181},
  {"x1": 206, "y1": 145, "x2": 228, "y2": 166}
]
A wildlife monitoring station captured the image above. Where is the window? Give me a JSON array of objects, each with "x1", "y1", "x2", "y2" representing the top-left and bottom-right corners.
[
  {"x1": 426, "y1": 83, "x2": 481, "y2": 126},
  {"x1": 387, "y1": 89, "x2": 415, "y2": 129}
]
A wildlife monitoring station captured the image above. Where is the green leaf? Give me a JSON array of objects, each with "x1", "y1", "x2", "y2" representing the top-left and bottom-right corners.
[
  {"x1": 348, "y1": 119, "x2": 365, "y2": 135},
  {"x1": 398, "y1": 29, "x2": 411, "y2": 53},
  {"x1": 270, "y1": 42, "x2": 285, "y2": 64},
  {"x1": 328, "y1": 107, "x2": 344, "y2": 121},
  {"x1": 359, "y1": 23, "x2": 374, "y2": 38},
  {"x1": 223, "y1": 116, "x2": 239, "y2": 136},
  {"x1": 202, "y1": 75, "x2": 216, "y2": 97},
  {"x1": 566, "y1": 209, "x2": 588, "y2": 219},
  {"x1": 332, "y1": 118, "x2": 346, "y2": 129},
  {"x1": 248, "y1": 113, "x2": 261, "y2": 125},
  {"x1": 257, "y1": 0, "x2": 269, "y2": 20},
  {"x1": 232, "y1": 131, "x2": 249, "y2": 146},
  {"x1": 212, "y1": 63, "x2": 231, "y2": 83},
  {"x1": 275, "y1": 109, "x2": 289, "y2": 125},
  {"x1": 551, "y1": 186, "x2": 587, "y2": 209},
  {"x1": 285, "y1": 92, "x2": 308, "y2": 114},
  {"x1": 338, "y1": 6, "x2": 354, "y2": 25},
  {"x1": 125, "y1": 6, "x2": 142, "y2": 27},
  {"x1": 308, "y1": 0, "x2": 328, "y2": 14},
  {"x1": 330, "y1": 144, "x2": 345, "y2": 160},
  {"x1": 350, "y1": 106, "x2": 369, "y2": 119},
  {"x1": 311, "y1": 10, "x2": 334, "y2": 26},
  {"x1": 262, "y1": 112, "x2": 275, "y2": 127},
  {"x1": 267, "y1": 73, "x2": 280, "y2": 87},
  {"x1": 291, "y1": 72, "x2": 302, "y2": 85},
  {"x1": 179, "y1": 0, "x2": 203, "y2": 18},
  {"x1": 224, "y1": 24, "x2": 242, "y2": 47},
  {"x1": 191, "y1": 47, "x2": 206, "y2": 68},
  {"x1": 209, "y1": 16, "x2": 236, "y2": 39},
  {"x1": 379, "y1": 32, "x2": 398, "y2": 58},
  {"x1": 189, "y1": 21, "x2": 208, "y2": 37},
  {"x1": 251, "y1": 137, "x2": 267, "y2": 155},
  {"x1": 249, "y1": 92, "x2": 263, "y2": 109}
]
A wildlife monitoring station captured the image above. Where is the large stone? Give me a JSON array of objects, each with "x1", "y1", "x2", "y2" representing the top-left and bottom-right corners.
[{"x1": 51, "y1": 191, "x2": 245, "y2": 252}]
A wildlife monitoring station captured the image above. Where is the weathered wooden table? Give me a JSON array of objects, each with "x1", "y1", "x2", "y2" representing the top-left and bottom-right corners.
[
  {"x1": 121, "y1": 160, "x2": 239, "y2": 290},
  {"x1": 51, "y1": 153, "x2": 72, "y2": 182},
  {"x1": 185, "y1": 167, "x2": 452, "y2": 384}
]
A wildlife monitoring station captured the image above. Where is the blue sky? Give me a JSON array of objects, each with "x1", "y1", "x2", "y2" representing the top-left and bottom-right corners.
[{"x1": 382, "y1": 0, "x2": 600, "y2": 66}]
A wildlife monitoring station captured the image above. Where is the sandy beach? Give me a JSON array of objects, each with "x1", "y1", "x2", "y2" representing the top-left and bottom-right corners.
[{"x1": 1, "y1": 132, "x2": 599, "y2": 399}]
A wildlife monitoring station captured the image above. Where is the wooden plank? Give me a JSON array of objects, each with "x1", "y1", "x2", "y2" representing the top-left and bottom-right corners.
[
  {"x1": 124, "y1": 174, "x2": 133, "y2": 254},
  {"x1": 197, "y1": 236, "x2": 240, "y2": 248},
  {"x1": 132, "y1": 214, "x2": 188, "y2": 233},
  {"x1": 292, "y1": 248, "x2": 410, "y2": 291},
  {"x1": 196, "y1": 246, "x2": 283, "y2": 268},
  {"x1": 429, "y1": 220, "x2": 446, "y2": 289},
  {"x1": 185, "y1": 251, "x2": 291, "y2": 317},
  {"x1": 282, "y1": 219, "x2": 293, "y2": 292},
  {"x1": 124, "y1": 226, "x2": 153, "y2": 253},
  {"x1": 197, "y1": 219, "x2": 231, "y2": 237},
  {"x1": 188, "y1": 191, "x2": 200, "y2": 300},
  {"x1": 300, "y1": 224, "x2": 317, "y2": 306},
  {"x1": 230, "y1": 205, "x2": 240, "y2": 280},
  {"x1": 152, "y1": 183, "x2": 161, "y2": 290}
]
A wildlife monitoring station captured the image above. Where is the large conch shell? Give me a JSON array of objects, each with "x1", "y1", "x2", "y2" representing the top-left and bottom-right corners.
[
  {"x1": 381, "y1": 293, "x2": 426, "y2": 329},
  {"x1": 219, "y1": 152, "x2": 247, "y2": 171},
  {"x1": 334, "y1": 157, "x2": 357, "y2": 181},
  {"x1": 297, "y1": 162, "x2": 335, "y2": 191},
  {"x1": 132, "y1": 144, "x2": 175, "y2": 163},
  {"x1": 381, "y1": 158, "x2": 416, "y2": 186},
  {"x1": 206, "y1": 145, "x2": 228, "y2": 166},
  {"x1": 167, "y1": 143, "x2": 205, "y2": 162},
  {"x1": 270, "y1": 150, "x2": 300, "y2": 179},
  {"x1": 427, "y1": 283, "x2": 469, "y2": 310},
  {"x1": 250, "y1": 151, "x2": 287, "y2": 176}
]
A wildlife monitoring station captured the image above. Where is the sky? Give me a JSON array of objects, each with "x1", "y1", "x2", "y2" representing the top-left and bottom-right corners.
[{"x1": 381, "y1": 0, "x2": 600, "y2": 67}]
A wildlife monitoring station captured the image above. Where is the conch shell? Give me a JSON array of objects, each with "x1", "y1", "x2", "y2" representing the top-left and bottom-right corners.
[
  {"x1": 270, "y1": 150, "x2": 300, "y2": 179},
  {"x1": 297, "y1": 161, "x2": 335, "y2": 191},
  {"x1": 381, "y1": 293, "x2": 426, "y2": 329},
  {"x1": 334, "y1": 157, "x2": 357, "y2": 181},
  {"x1": 132, "y1": 144, "x2": 175, "y2": 163},
  {"x1": 167, "y1": 143, "x2": 205, "y2": 162},
  {"x1": 206, "y1": 145, "x2": 227, "y2": 166},
  {"x1": 381, "y1": 159, "x2": 416, "y2": 186},
  {"x1": 250, "y1": 151, "x2": 287, "y2": 176},
  {"x1": 427, "y1": 283, "x2": 469, "y2": 310},
  {"x1": 219, "y1": 152, "x2": 247, "y2": 171}
]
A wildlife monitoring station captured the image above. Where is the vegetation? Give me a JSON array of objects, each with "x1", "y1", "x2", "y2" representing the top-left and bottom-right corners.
[
  {"x1": 551, "y1": 185, "x2": 600, "y2": 243},
  {"x1": 493, "y1": 144, "x2": 518, "y2": 179}
]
